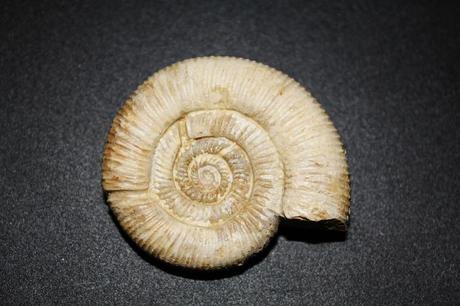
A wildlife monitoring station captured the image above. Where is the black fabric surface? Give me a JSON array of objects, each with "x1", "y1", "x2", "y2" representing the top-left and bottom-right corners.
[{"x1": 1, "y1": 1, "x2": 459, "y2": 304}]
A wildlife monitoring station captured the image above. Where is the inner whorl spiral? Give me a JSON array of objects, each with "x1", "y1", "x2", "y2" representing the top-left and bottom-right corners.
[{"x1": 150, "y1": 110, "x2": 282, "y2": 227}]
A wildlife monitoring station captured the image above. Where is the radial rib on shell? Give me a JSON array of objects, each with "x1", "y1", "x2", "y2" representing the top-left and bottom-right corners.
[{"x1": 102, "y1": 57, "x2": 350, "y2": 269}]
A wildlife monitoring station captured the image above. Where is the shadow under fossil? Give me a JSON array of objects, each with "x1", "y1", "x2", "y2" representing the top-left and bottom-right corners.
[
  {"x1": 279, "y1": 218, "x2": 348, "y2": 244},
  {"x1": 106, "y1": 200, "x2": 348, "y2": 280}
]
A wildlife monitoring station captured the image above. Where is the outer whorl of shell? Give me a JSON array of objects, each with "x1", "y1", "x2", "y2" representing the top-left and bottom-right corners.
[{"x1": 103, "y1": 57, "x2": 350, "y2": 269}]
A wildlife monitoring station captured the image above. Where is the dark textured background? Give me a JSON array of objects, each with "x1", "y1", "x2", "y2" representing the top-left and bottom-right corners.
[{"x1": 1, "y1": 0, "x2": 459, "y2": 305}]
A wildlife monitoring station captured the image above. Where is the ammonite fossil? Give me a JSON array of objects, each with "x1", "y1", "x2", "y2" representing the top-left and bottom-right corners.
[{"x1": 102, "y1": 57, "x2": 350, "y2": 269}]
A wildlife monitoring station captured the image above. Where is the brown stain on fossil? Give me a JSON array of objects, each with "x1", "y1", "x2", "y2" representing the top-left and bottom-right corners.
[{"x1": 208, "y1": 86, "x2": 231, "y2": 106}]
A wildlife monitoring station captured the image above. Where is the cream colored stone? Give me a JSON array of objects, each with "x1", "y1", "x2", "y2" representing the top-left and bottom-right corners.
[{"x1": 102, "y1": 57, "x2": 350, "y2": 269}]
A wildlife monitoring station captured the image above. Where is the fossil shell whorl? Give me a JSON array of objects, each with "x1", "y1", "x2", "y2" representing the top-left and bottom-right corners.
[{"x1": 103, "y1": 57, "x2": 350, "y2": 269}]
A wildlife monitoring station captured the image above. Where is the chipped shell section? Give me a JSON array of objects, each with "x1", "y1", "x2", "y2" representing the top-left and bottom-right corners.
[{"x1": 102, "y1": 57, "x2": 350, "y2": 269}]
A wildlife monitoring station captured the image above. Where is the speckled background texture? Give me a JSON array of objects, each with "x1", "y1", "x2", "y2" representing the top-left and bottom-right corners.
[{"x1": 1, "y1": 0, "x2": 459, "y2": 305}]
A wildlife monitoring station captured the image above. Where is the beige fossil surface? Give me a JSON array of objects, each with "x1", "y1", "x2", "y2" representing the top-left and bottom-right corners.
[{"x1": 102, "y1": 57, "x2": 350, "y2": 269}]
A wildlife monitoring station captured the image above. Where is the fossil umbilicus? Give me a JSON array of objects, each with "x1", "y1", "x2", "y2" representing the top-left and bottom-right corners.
[{"x1": 102, "y1": 57, "x2": 350, "y2": 269}]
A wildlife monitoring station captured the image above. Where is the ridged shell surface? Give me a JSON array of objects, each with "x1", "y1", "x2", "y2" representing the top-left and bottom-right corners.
[{"x1": 103, "y1": 57, "x2": 350, "y2": 269}]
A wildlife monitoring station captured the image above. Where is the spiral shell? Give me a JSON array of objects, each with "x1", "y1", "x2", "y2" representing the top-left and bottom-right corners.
[{"x1": 102, "y1": 57, "x2": 350, "y2": 269}]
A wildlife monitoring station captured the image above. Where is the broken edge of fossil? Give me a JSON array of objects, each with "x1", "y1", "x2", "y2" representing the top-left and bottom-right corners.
[{"x1": 102, "y1": 56, "x2": 350, "y2": 269}]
